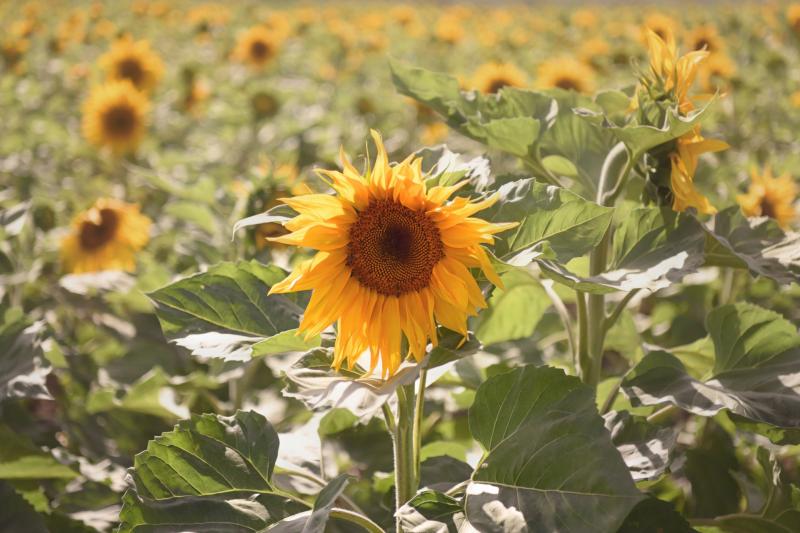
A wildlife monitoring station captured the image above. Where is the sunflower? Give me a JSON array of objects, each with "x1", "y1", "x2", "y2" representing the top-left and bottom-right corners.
[
  {"x1": 788, "y1": 4, "x2": 800, "y2": 34},
  {"x1": 642, "y1": 12, "x2": 677, "y2": 44},
  {"x1": 82, "y1": 80, "x2": 149, "y2": 155},
  {"x1": 99, "y1": 36, "x2": 164, "y2": 93},
  {"x1": 700, "y1": 53, "x2": 736, "y2": 92},
  {"x1": 686, "y1": 24, "x2": 724, "y2": 55},
  {"x1": 234, "y1": 26, "x2": 281, "y2": 69},
  {"x1": 61, "y1": 199, "x2": 151, "y2": 274},
  {"x1": 537, "y1": 57, "x2": 595, "y2": 93},
  {"x1": 268, "y1": 131, "x2": 516, "y2": 378},
  {"x1": 434, "y1": 14, "x2": 465, "y2": 45},
  {"x1": 644, "y1": 30, "x2": 728, "y2": 214},
  {"x1": 471, "y1": 62, "x2": 526, "y2": 94},
  {"x1": 737, "y1": 166, "x2": 797, "y2": 229}
]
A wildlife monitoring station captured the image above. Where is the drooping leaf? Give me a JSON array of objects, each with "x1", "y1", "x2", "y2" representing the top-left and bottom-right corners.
[
  {"x1": 118, "y1": 411, "x2": 305, "y2": 533},
  {"x1": 148, "y1": 261, "x2": 304, "y2": 362},
  {"x1": 416, "y1": 145, "x2": 492, "y2": 193},
  {"x1": 0, "y1": 316, "x2": 51, "y2": 401},
  {"x1": 466, "y1": 365, "x2": 643, "y2": 532},
  {"x1": 622, "y1": 303, "x2": 800, "y2": 428},
  {"x1": 265, "y1": 474, "x2": 351, "y2": 533},
  {"x1": 232, "y1": 204, "x2": 296, "y2": 240},
  {"x1": 702, "y1": 206, "x2": 800, "y2": 286}
]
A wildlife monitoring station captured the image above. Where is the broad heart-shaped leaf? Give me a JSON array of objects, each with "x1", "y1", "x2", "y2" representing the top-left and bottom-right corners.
[
  {"x1": 149, "y1": 261, "x2": 306, "y2": 362},
  {"x1": 575, "y1": 98, "x2": 716, "y2": 159},
  {"x1": 397, "y1": 489, "x2": 462, "y2": 533},
  {"x1": 0, "y1": 315, "x2": 51, "y2": 401},
  {"x1": 604, "y1": 411, "x2": 677, "y2": 482},
  {"x1": 485, "y1": 178, "x2": 614, "y2": 262},
  {"x1": 118, "y1": 411, "x2": 306, "y2": 533},
  {"x1": 264, "y1": 474, "x2": 350, "y2": 533},
  {"x1": 466, "y1": 366, "x2": 643, "y2": 533},
  {"x1": 702, "y1": 206, "x2": 800, "y2": 286},
  {"x1": 538, "y1": 208, "x2": 706, "y2": 294},
  {"x1": 622, "y1": 303, "x2": 800, "y2": 428},
  {"x1": 474, "y1": 269, "x2": 550, "y2": 346}
]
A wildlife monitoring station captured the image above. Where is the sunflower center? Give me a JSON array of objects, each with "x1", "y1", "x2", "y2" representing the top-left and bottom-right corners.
[
  {"x1": 487, "y1": 77, "x2": 511, "y2": 94},
  {"x1": 103, "y1": 104, "x2": 137, "y2": 138},
  {"x1": 554, "y1": 77, "x2": 581, "y2": 91},
  {"x1": 79, "y1": 208, "x2": 120, "y2": 250},
  {"x1": 117, "y1": 58, "x2": 144, "y2": 87},
  {"x1": 694, "y1": 38, "x2": 711, "y2": 52},
  {"x1": 250, "y1": 40, "x2": 271, "y2": 60},
  {"x1": 347, "y1": 200, "x2": 444, "y2": 296},
  {"x1": 760, "y1": 197, "x2": 777, "y2": 220}
]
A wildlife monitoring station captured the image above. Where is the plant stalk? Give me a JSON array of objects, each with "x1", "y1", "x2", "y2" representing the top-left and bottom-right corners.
[
  {"x1": 393, "y1": 384, "x2": 416, "y2": 532},
  {"x1": 412, "y1": 368, "x2": 427, "y2": 486}
]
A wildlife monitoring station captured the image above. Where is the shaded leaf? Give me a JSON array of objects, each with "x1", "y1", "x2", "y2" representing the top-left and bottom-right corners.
[
  {"x1": 474, "y1": 269, "x2": 550, "y2": 346},
  {"x1": 397, "y1": 489, "x2": 461, "y2": 533},
  {"x1": 617, "y1": 497, "x2": 697, "y2": 533},
  {"x1": 0, "y1": 424, "x2": 77, "y2": 480},
  {"x1": 0, "y1": 316, "x2": 51, "y2": 401},
  {"x1": 604, "y1": 411, "x2": 677, "y2": 482},
  {"x1": 265, "y1": 474, "x2": 350, "y2": 533}
]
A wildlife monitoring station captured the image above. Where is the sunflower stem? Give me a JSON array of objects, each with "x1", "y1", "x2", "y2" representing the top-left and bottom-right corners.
[
  {"x1": 412, "y1": 368, "x2": 427, "y2": 487},
  {"x1": 393, "y1": 384, "x2": 416, "y2": 532}
]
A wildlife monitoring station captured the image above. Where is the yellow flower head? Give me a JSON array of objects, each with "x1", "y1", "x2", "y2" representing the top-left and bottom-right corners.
[
  {"x1": 99, "y1": 36, "x2": 164, "y2": 93},
  {"x1": 642, "y1": 12, "x2": 678, "y2": 45},
  {"x1": 537, "y1": 57, "x2": 596, "y2": 93},
  {"x1": 669, "y1": 133, "x2": 727, "y2": 215},
  {"x1": 82, "y1": 80, "x2": 150, "y2": 155},
  {"x1": 268, "y1": 131, "x2": 516, "y2": 378},
  {"x1": 234, "y1": 26, "x2": 281, "y2": 69},
  {"x1": 645, "y1": 29, "x2": 708, "y2": 113},
  {"x1": 788, "y1": 4, "x2": 800, "y2": 33},
  {"x1": 737, "y1": 166, "x2": 797, "y2": 228},
  {"x1": 686, "y1": 24, "x2": 724, "y2": 55},
  {"x1": 61, "y1": 199, "x2": 151, "y2": 274},
  {"x1": 471, "y1": 62, "x2": 526, "y2": 94}
]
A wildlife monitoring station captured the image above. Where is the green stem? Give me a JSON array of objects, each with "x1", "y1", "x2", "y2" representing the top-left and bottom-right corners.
[
  {"x1": 647, "y1": 404, "x2": 680, "y2": 424},
  {"x1": 541, "y1": 280, "x2": 577, "y2": 368},
  {"x1": 412, "y1": 369, "x2": 428, "y2": 486},
  {"x1": 599, "y1": 377, "x2": 623, "y2": 415},
  {"x1": 328, "y1": 509, "x2": 386, "y2": 533},
  {"x1": 719, "y1": 267, "x2": 735, "y2": 305},
  {"x1": 576, "y1": 290, "x2": 591, "y2": 383},
  {"x1": 393, "y1": 385, "x2": 416, "y2": 532},
  {"x1": 604, "y1": 289, "x2": 640, "y2": 333}
]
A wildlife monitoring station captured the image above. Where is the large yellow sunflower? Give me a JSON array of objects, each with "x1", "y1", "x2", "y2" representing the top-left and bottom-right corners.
[
  {"x1": 537, "y1": 57, "x2": 596, "y2": 93},
  {"x1": 268, "y1": 131, "x2": 516, "y2": 378},
  {"x1": 82, "y1": 80, "x2": 149, "y2": 155},
  {"x1": 471, "y1": 62, "x2": 526, "y2": 94},
  {"x1": 99, "y1": 36, "x2": 164, "y2": 93},
  {"x1": 737, "y1": 166, "x2": 797, "y2": 229},
  {"x1": 234, "y1": 26, "x2": 281, "y2": 69},
  {"x1": 61, "y1": 198, "x2": 151, "y2": 274}
]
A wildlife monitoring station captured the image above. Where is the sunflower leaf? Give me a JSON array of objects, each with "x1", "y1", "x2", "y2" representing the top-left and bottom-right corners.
[
  {"x1": 622, "y1": 303, "x2": 800, "y2": 428},
  {"x1": 264, "y1": 474, "x2": 350, "y2": 533},
  {"x1": 397, "y1": 489, "x2": 462, "y2": 533},
  {"x1": 0, "y1": 314, "x2": 52, "y2": 401},
  {"x1": 466, "y1": 365, "x2": 643, "y2": 532}
]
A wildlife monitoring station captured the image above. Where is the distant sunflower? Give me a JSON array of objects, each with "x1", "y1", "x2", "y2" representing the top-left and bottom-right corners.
[
  {"x1": 537, "y1": 57, "x2": 595, "y2": 93},
  {"x1": 642, "y1": 12, "x2": 677, "y2": 44},
  {"x1": 99, "y1": 36, "x2": 164, "y2": 92},
  {"x1": 686, "y1": 24, "x2": 724, "y2": 54},
  {"x1": 82, "y1": 80, "x2": 149, "y2": 154},
  {"x1": 737, "y1": 166, "x2": 797, "y2": 228},
  {"x1": 788, "y1": 4, "x2": 800, "y2": 34},
  {"x1": 234, "y1": 26, "x2": 281, "y2": 69},
  {"x1": 268, "y1": 131, "x2": 516, "y2": 378},
  {"x1": 471, "y1": 62, "x2": 526, "y2": 94},
  {"x1": 61, "y1": 198, "x2": 151, "y2": 274},
  {"x1": 700, "y1": 53, "x2": 736, "y2": 92}
]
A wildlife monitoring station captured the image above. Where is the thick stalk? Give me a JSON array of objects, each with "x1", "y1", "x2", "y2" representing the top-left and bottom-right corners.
[
  {"x1": 412, "y1": 369, "x2": 427, "y2": 486},
  {"x1": 576, "y1": 291, "x2": 591, "y2": 383},
  {"x1": 393, "y1": 385, "x2": 416, "y2": 532}
]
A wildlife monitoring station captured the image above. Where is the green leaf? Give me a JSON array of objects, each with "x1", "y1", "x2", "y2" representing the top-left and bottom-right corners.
[
  {"x1": 389, "y1": 60, "x2": 462, "y2": 117},
  {"x1": 622, "y1": 303, "x2": 800, "y2": 427},
  {"x1": 604, "y1": 410, "x2": 677, "y2": 482},
  {"x1": 0, "y1": 315, "x2": 51, "y2": 401},
  {"x1": 251, "y1": 330, "x2": 321, "y2": 358},
  {"x1": 118, "y1": 411, "x2": 305, "y2": 533},
  {"x1": 477, "y1": 117, "x2": 540, "y2": 158},
  {"x1": 397, "y1": 489, "x2": 461, "y2": 533},
  {"x1": 474, "y1": 269, "x2": 550, "y2": 346},
  {"x1": 617, "y1": 498, "x2": 697, "y2": 533},
  {"x1": 265, "y1": 474, "x2": 350, "y2": 533},
  {"x1": 165, "y1": 201, "x2": 218, "y2": 235},
  {"x1": 487, "y1": 179, "x2": 614, "y2": 262},
  {"x1": 539, "y1": 208, "x2": 706, "y2": 294},
  {"x1": 416, "y1": 145, "x2": 492, "y2": 193},
  {"x1": 149, "y1": 261, "x2": 304, "y2": 362},
  {"x1": 0, "y1": 425, "x2": 77, "y2": 480},
  {"x1": 466, "y1": 365, "x2": 643, "y2": 532},
  {"x1": 85, "y1": 367, "x2": 190, "y2": 421},
  {"x1": 702, "y1": 206, "x2": 800, "y2": 286}
]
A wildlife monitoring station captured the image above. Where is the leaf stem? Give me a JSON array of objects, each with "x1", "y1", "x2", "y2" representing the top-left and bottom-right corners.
[
  {"x1": 604, "y1": 289, "x2": 640, "y2": 333},
  {"x1": 646, "y1": 404, "x2": 680, "y2": 424},
  {"x1": 541, "y1": 279, "x2": 577, "y2": 368},
  {"x1": 600, "y1": 377, "x2": 623, "y2": 415},
  {"x1": 328, "y1": 509, "x2": 386, "y2": 533}
]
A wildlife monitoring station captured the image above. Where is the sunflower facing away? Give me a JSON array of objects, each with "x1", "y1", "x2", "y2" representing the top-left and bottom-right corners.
[
  {"x1": 737, "y1": 166, "x2": 797, "y2": 229},
  {"x1": 61, "y1": 199, "x2": 151, "y2": 274},
  {"x1": 234, "y1": 26, "x2": 281, "y2": 69},
  {"x1": 99, "y1": 36, "x2": 164, "y2": 93},
  {"x1": 471, "y1": 62, "x2": 526, "y2": 94},
  {"x1": 645, "y1": 29, "x2": 727, "y2": 214},
  {"x1": 82, "y1": 80, "x2": 149, "y2": 154},
  {"x1": 268, "y1": 131, "x2": 516, "y2": 378}
]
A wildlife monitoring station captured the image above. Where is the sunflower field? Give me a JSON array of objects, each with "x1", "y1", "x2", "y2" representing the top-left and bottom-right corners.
[{"x1": 4, "y1": 0, "x2": 800, "y2": 532}]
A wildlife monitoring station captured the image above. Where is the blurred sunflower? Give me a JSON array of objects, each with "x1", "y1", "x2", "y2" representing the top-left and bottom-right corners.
[
  {"x1": 99, "y1": 36, "x2": 164, "y2": 92},
  {"x1": 579, "y1": 37, "x2": 611, "y2": 65},
  {"x1": 82, "y1": 80, "x2": 149, "y2": 155},
  {"x1": 234, "y1": 26, "x2": 281, "y2": 69},
  {"x1": 700, "y1": 53, "x2": 736, "y2": 92},
  {"x1": 268, "y1": 131, "x2": 516, "y2": 378},
  {"x1": 737, "y1": 166, "x2": 797, "y2": 228},
  {"x1": 537, "y1": 57, "x2": 595, "y2": 93},
  {"x1": 686, "y1": 24, "x2": 724, "y2": 54},
  {"x1": 571, "y1": 8, "x2": 597, "y2": 30},
  {"x1": 791, "y1": 90, "x2": 800, "y2": 108},
  {"x1": 787, "y1": 4, "x2": 800, "y2": 34},
  {"x1": 472, "y1": 62, "x2": 526, "y2": 94},
  {"x1": 643, "y1": 12, "x2": 677, "y2": 44},
  {"x1": 61, "y1": 199, "x2": 151, "y2": 274},
  {"x1": 434, "y1": 14, "x2": 465, "y2": 45}
]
